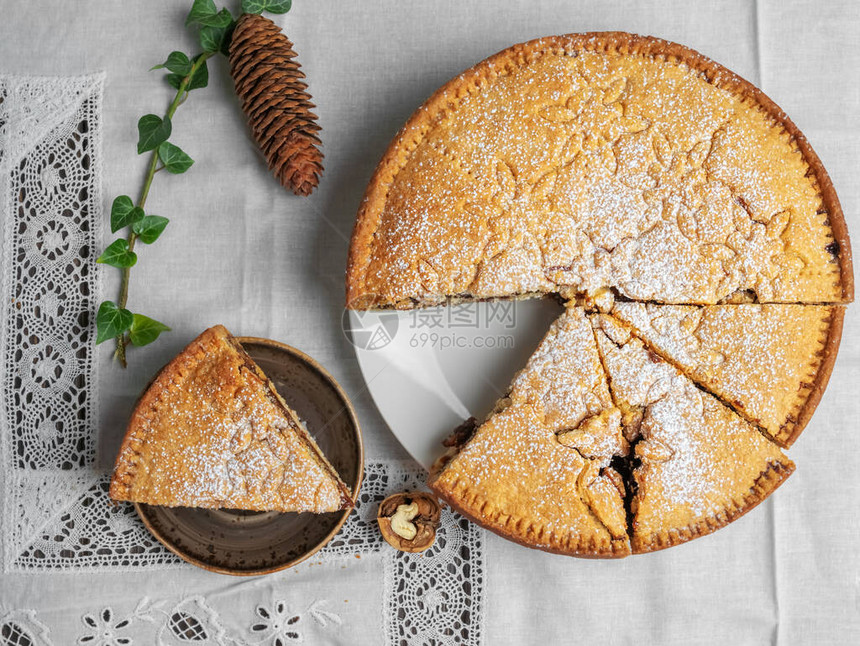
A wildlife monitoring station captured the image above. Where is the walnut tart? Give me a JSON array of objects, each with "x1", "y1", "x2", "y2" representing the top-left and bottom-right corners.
[
  {"x1": 110, "y1": 326, "x2": 353, "y2": 513},
  {"x1": 347, "y1": 32, "x2": 853, "y2": 557}
]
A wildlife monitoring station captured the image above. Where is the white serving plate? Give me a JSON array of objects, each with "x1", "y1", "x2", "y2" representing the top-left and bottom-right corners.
[{"x1": 348, "y1": 299, "x2": 563, "y2": 469}]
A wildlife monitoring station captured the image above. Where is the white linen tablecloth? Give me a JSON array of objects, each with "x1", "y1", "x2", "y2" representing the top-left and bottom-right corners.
[{"x1": 0, "y1": 0, "x2": 858, "y2": 643}]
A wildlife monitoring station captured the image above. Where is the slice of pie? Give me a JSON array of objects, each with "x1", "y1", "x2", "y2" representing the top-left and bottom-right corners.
[
  {"x1": 593, "y1": 314, "x2": 794, "y2": 553},
  {"x1": 110, "y1": 325, "x2": 353, "y2": 513},
  {"x1": 611, "y1": 302, "x2": 845, "y2": 446},
  {"x1": 429, "y1": 307, "x2": 631, "y2": 557}
]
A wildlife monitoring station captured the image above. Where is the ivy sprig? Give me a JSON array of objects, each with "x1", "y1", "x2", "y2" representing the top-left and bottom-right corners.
[
  {"x1": 96, "y1": 9, "x2": 222, "y2": 366},
  {"x1": 96, "y1": 0, "x2": 293, "y2": 366}
]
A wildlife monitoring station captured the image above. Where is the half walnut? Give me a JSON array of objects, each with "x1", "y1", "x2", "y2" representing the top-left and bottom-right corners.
[{"x1": 377, "y1": 492, "x2": 442, "y2": 553}]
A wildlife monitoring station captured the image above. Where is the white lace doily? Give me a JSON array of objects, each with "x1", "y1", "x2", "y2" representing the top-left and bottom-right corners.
[
  {"x1": 0, "y1": 73, "x2": 104, "y2": 573},
  {"x1": 0, "y1": 461, "x2": 485, "y2": 646},
  {"x1": 0, "y1": 73, "x2": 484, "y2": 646}
]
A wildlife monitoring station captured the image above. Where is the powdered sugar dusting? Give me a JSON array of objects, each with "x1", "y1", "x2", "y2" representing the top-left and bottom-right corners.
[
  {"x1": 611, "y1": 302, "x2": 836, "y2": 439},
  {"x1": 509, "y1": 306, "x2": 614, "y2": 429},
  {"x1": 358, "y1": 41, "x2": 841, "y2": 307},
  {"x1": 593, "y1": 315, "x2": 791, "y2": 548},
  {"x1": 117, "y1": 329, "x2": 348, "y2": 513},
  {"x1": 433, "y1": 307, "x2": 629, "y2": 552}
]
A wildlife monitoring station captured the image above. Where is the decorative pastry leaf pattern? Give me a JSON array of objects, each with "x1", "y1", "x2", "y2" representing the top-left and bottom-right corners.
[
  {"x1": 463, "y1": 158, "x2": 560, "y2": 292},
  {"x1": 462, "y1": 72, "x2": 805, "y2": 300},
  {"x1": 645, "y1": 308, "x2": 729, "y2": 369},
  {"x1": 639, "y1": 130, "x2": 720, "y2": 243},
  {"x1": 636, "y1": 437, "x2": 675, "y2": 463},
  {"x1": 576, "y1": 461, "x2": 627, "y2": 541},
  {"x1": 538, "y1": 75, "x2": 650, "y2": 174},
  {"x1": 362, "y1": 48, "x2": 839, "y2": 306}
]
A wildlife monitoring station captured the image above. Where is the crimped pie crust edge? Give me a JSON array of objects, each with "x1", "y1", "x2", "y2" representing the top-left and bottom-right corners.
[
  {"x1": 108, "y1": 326, "x2": 229, "y2": 501},
  {"x1": 430, "y1": 473, "x2": 632, "y2": 559},
  {"x1": 783, "y1": 305, "x2": 846, "y2": 447},
  {"x1": 606, "y1": 304, "x2": 846, "y2": 449},
  {"x1": 631, "y1": 457, "x2": 795, "y2": 554},
  {"x1": 345, "y1": 31, "x2": 854, "y2": 307}
]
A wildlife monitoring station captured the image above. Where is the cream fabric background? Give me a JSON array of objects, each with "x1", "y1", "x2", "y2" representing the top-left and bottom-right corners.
[{"x1": 0, "y1": 0, "x2": 857, "y2": 643}]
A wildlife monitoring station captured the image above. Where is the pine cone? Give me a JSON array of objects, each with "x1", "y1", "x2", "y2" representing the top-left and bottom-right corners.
[{"x1": 229, "y1": 13, "x2": 323, "y2": 196}]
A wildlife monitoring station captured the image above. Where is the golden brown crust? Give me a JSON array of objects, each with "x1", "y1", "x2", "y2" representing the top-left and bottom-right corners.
[
  {"x1": 608, "y1": 304, "x2": 846, "y2": 448},
  {"x1": 347, "y1": 33, "x2": 850, "y2": 557},
  {"x1": 431, "y1": 476, "x2": 630, "y2": 559},
  {"x1": 789, "y1": 134, "x2": 854, "y2": 302},
  {"x1": 426, "y1": 307, "x2": 631, "y2": 557},
  {"x1": 346, "y1": 32, "x2": 853, "y2": 307},
  {"x1": 787, "y1": 305, "x2": 845, "y2": 446},
  {"x1": 430, "y1": 305, "x2": 802, "y2": 558},
  {"x1": 109, "y1": 325, "x2": 352, "y2": 512},
  {"x1": 225, "y1": 336, "x2": 353, "y2": 507},
  {"x1": 108, "y1": 328, "x2": 226, "y2": 502},
  {"x1": 631, "y1": 458, "x2": 794, "y2": 554},
  {"x1": 594, "y1": 313, "x2": 796, "y2": 554}
]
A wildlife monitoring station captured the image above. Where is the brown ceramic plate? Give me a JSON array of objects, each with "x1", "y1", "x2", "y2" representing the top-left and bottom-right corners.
[{"x1": 134, "y1": 336, "x2": 363, "y2": 576}]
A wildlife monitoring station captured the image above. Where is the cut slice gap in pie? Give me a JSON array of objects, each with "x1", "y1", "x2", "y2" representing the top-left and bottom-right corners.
[
  {"x1": 592, "y1": 314, "x2": 794, "y2": 553},
  {"x1": 429, "y1": 306, "x2": 631, "y2": 557},
  {"x1": 110, "y1": 325, "x2": 353, "y2": 513},
  {"x1": 610, "y1": 302, "x2": 845, "y2": 447}
]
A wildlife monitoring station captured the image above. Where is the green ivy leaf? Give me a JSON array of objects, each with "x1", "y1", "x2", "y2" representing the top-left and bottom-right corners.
[
  {"x1": 110, "y1": 196, "x2": 145, "y2": 233},
  {"x1": 132, "y1": 215, "x2": 169, "y2": 244},
  {"x1": 168, "y1": 63, "x2": 208, "y2": 91},
  {"x1": 96, "y1": 301, "x2": 134, "y2": 344},
  {"x1": 199, "y1": 24, "x2": 229, "y2": 53},
  {"x1": 137, "y1": 115, "x2": 172, "y2": 154},
  {"x1": 166, "y1": 73, "x2": 183, "y2": 90},
  {"x1": 242, "y1": 0, "x2": 292, "y2": 14},
  {"x1": 128, "y1": 313, "x2": 171, "y2": 347},
  {"x1": 151, "y1": 51, "x2": 192, "y2": 76},
  {"x1": 97, "y1": 239, "x2": 138, "y2": 268},
  {"x1": 200, "y1": 7, "x2": 233, "y2": 28},
  {"x1": 157, "y1": 142, "x2": 194, "y2": 174},
  {"x1": 186, "y1": 0, "x2": 217, "y2": 26},
  {"x1": 187, "y1": 59, "x2": 209, "y2": 90}
]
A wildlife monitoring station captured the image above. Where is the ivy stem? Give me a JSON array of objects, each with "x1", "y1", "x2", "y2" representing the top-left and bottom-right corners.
[{"x1": 113, "y1": 52, "x2": 214, "y2": 367}]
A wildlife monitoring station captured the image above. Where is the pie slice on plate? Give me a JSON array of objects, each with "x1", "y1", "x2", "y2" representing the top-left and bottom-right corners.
[
  {"x1": 110, "y1": 325, "x2": 353, "y2": 513},
  {"x1": 610, "y1": 302, "x2": 845, "y2": 446},
  {"x1": 593, "y1": 315, "x2": 794, "y2": 553},
  {"x1": 430, "y1": 307, "x2": 631, "y2": 557}
]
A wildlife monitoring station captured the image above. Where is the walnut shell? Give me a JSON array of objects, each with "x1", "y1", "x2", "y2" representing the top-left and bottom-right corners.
[{"x1": 377, "y1": 491, "x2": 441, "y2": 553}]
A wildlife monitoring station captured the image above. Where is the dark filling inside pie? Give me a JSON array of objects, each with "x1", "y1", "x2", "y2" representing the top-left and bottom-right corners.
[
  {"x1": 608, "y1": 445, "x2": 642, "y2": 539},
  {"x1": 431, "y1": 416, "x2": 479, "y2": 476}
]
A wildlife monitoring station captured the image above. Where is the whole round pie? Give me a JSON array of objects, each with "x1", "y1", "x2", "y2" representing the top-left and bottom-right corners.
[{"x1": 346, "y1": 33, "x2": 853, "y2": 556}]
